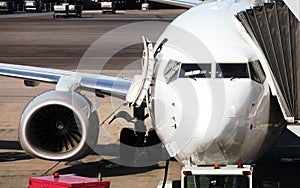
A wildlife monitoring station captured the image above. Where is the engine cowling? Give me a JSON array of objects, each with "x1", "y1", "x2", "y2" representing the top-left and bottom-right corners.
[{"x1": 19, "y1": 90, "x2": 99, "y2": 161}]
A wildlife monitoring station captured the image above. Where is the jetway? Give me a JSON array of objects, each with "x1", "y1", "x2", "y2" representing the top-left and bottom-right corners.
[{"x1": 236, "y1": 0, "x2": 300, "y2": 123}]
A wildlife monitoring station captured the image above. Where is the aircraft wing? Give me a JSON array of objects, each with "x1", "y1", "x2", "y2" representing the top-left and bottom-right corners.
[
  {"x1": 149, "y1": 0, "x2": 201, "y2": 8},
  {"x1": 0, "y1": 63, "x2": 132, "y2": 99}
]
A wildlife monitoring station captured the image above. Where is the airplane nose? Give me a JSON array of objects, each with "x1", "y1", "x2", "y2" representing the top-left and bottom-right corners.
[
  {"x1": 154, "y1": 78, "x2": 259, "y2": 164},
  {"x1": 154, "y1": 78, "x2": 224, "y2": 159}
]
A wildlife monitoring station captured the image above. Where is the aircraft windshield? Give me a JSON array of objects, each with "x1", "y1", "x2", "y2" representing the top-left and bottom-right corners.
[
  {"x1": 164, "y1": 60, "x2": 181, "y2": 83},
  {"x1": 179, "y1": 64, "x2": 211, "y2": 78},
  {"x1": 184, "y1": 175, "x2": 249, "y2": 188},
  {"x1": 249, "y1": 60, "x2": 266, "y2": 84},
  {"x1": 216, "y1": 63, "x2": 249, "y2": 79}
]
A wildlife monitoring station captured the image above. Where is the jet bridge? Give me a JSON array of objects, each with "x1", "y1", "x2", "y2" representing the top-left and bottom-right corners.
[{"x1": 236, "y1": 0, "x2": 300, "y2": 123}]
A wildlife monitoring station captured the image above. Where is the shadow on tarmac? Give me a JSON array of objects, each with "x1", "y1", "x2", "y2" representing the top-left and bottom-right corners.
[
  {"x1": 57, "y1": 159, "x2": 164, "y2": 178},
  {"x1": 0, "y1": 151, "x2": 32, "y2": 162},
  {"x1": 254, "y1": 129, "x2": 300, "y2": 188},
  {"x1": 253, "y1": 163, "x2": 300, "y2": 188},
  {"x1": 0, "y1": 140, "x2": 22, "y2": 150},
  {"x1": 0, "y1": 140, "x2": 32, "y2": 162}
]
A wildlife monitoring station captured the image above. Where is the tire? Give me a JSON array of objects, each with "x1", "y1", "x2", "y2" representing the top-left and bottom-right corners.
[
  {"x1": 120, "y1": 128, "x2": 136, "y2": 165},
  {"x1": 146, "y1": 129, "x2": 163, "y2": 162},
  {"x1": 146, "y1": 129, "x2": 161, "y2": 146}
]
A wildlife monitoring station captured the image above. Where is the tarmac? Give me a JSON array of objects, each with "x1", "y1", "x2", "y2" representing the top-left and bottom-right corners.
[{"x1": 0, "y1": 9, "x2": 300, "y2": 188}]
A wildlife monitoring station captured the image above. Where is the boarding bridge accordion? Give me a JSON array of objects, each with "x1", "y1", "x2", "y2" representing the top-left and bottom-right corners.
[{"x1": 236, "y1": 0, "x2": 300, "y2": 123}]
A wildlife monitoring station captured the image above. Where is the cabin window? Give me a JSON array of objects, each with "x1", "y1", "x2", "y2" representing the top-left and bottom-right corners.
[
  {"x1": 179, "y1": 64, "x2": 211, "y2": 78},
  {"x1": 249, "y1": 60, "x2": 266, "y2": 83},
  {"x1": 216, "y1": 63, "x2": 249, "y2": 78}
]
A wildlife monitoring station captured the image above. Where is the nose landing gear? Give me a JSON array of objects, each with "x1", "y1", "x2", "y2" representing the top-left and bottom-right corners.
[{"x1": 119, "y1": 104, "x2": 163, "y2": 166}]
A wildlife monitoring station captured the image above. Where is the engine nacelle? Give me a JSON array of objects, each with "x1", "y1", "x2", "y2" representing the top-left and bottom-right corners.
[{"x1": 19, "y1": 90, "x2": 99, "y2": 161}]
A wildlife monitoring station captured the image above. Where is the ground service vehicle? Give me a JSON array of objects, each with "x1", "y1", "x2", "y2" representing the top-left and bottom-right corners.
[
  {"x1": 53, "y1": 3, "x2": 82, "y2": 18},
  {"x1": 158, "y1": 163, "x2": 253, "y2": 188},
  {"x1": 182, "y1": 163, "x2": 253, "y2": 188},
  {"x1": 141, "y1": 3, "x2": 149, "y2": 10},
  {"x1": 101, "y1": 2, "x2": 115, "y2": 14},
  {"x1": 68, "y1": 4, "x2": 82, "y2": 17},
  {"x1": 0, "y1": 1, "x2": 14, "y2": 13},
  {"x1": 24, "y1": 0, "x2": 41, "y2": 12}
]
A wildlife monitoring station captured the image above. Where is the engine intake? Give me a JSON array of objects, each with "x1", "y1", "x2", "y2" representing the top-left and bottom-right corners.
[{"x1": 19, "y1": 90, "x2": 99, "y2": 161}]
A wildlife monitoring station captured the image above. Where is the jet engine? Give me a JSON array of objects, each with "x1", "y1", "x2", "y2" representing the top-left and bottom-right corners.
[{"x1": 18, "y1": 90, "x2": 99, "y2": 161}]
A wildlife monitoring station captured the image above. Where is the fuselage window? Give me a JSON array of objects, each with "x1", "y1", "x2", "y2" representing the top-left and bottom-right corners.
[
  {"x1": 249, "y1": 60, "x2": 266, "y2": 84},
  {"x1": 216, "y1": 63, "x2": 249, "y2": 78},
  {"x1": 179, "y1": 64, "x2": 211, "y2": 78}
]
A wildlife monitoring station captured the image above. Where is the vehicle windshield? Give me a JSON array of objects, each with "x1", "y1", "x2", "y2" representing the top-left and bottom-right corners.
[
  {"x1": 216, "y1": 63, "x2": 249, "y2": 78},
  {"x1": 185, "y1": 175, "x2": 249, "y2": 188},
  {"x1": 179, "y1": 64, "x2": 211, "y2": 78}
]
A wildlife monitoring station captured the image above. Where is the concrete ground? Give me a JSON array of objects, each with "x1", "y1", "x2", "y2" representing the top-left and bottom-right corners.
[{"x1": 0, "y1": 9, "x2": 300, "y2": 188}]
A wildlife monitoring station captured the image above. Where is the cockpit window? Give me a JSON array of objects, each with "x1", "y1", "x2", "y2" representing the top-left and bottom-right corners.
[
  {"x1": 179, "y1": 64, "x2": 211, "y2": 78},
  {"x1": 216, "y1": 63, "x2": 249, "y2": 78},
  {"x1": 249, "y1": 60, "x2": 266, "y2": 83},
  {"x1": 164, "y1": 60, "x2": 181, "y2": 83}
]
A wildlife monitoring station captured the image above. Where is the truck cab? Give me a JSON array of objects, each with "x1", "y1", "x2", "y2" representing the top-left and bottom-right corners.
[
  {"x1": 157, "y1": 163, "x2": 254, "y2": 188},
  {"x1": 182, "y1": 163, "x2": 253, "y2": 188}
]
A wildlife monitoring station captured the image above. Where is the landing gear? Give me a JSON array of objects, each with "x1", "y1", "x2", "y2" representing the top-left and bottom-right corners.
[
  {"x1": 119, "y1": 104, "x2": 163, "y2": 166},
  {"x1": 119, "y1": 127, "x2": 163, "y2": 166}
]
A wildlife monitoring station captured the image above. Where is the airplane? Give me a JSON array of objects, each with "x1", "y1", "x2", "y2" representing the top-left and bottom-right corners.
[{"x1": 0, "y1": 0, "x2": 299, "y2": 167}]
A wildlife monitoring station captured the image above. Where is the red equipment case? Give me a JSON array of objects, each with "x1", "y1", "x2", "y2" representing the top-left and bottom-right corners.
[{"x1": 28, "y1": 174, "x2": 110, "y2": 188}]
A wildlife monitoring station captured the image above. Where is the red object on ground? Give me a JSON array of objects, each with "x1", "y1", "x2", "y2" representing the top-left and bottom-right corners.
[{"x1": 28, "y1": 174, "x2": 110, "y2": 188}]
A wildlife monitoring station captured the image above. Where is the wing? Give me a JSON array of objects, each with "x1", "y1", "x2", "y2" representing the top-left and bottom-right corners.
[
  {"x1": 0, "y1": 63, "x2": 132, "y2": 99},
  {"x1": 149, "y1": 0, "x2": 201, "y2": 8}
]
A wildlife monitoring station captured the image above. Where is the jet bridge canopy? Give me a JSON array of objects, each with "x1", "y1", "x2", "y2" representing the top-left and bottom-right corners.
[{"x1": 236, "y1": 1, "x2": 300, "y2": 122}]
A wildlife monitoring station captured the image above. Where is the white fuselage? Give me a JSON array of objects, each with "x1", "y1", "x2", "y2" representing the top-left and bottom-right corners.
[{"x1": 150, "y1": 0, "x2": 285, "y2": 165}]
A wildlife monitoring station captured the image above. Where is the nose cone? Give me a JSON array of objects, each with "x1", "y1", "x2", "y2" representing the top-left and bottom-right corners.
[
  {"x1": 154, "y1": 78, "x2": 257, "y2": 164},
  {"x1": 153, "y1": 78, "x2": 222, "y2": 160}
]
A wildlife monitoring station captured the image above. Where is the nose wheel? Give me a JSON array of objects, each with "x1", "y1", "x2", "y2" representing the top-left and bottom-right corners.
[
  {"x1": 119, "y1": 103, "x2": 163, "y2": 166},
  {"x1": 119, "y1": 127, "x2": 163, "y2": 166},
  {"x1": 119, "y1": 128, "x2": 136, "y2": 164}
]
